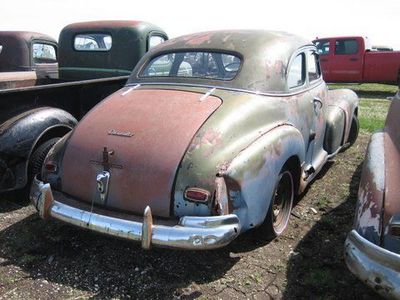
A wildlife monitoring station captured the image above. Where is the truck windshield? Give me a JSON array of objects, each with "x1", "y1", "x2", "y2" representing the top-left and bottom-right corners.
[{"x1": 141, "y1": 51, "x2": 241, "y2": 80}]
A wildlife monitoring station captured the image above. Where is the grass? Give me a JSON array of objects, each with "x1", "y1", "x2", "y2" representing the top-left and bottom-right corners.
[{"x1": 329, "y1": 83, "x2": 395, "y2": 133}]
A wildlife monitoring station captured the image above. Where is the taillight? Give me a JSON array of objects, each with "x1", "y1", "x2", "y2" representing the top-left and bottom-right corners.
[
  {"x1": 184, "y1": 187, "x2": 210, "y2": 203},
  {"x1": 44, "y1": 161, "x2": 57, "y2": 173}
]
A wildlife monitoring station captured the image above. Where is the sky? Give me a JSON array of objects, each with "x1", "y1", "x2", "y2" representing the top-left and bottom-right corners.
[{"x1": 1, "y1": 0, "x2": 399, "y2": 49}]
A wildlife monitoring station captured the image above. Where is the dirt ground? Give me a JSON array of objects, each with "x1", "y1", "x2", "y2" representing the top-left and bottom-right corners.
[{"x1": 0, "y1": 131, "x2": 383, "y2": 300}]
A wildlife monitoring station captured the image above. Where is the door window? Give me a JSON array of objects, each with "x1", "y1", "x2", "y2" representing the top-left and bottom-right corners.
[
  {"x1": 288, "y1": 53, "x2": 305, "y2": 89},
  {"x1": 335, "y1": 39, "x2": 358, "y2": 55},
  {"x1": 32, "y1": 43, "x2": 57, "y2": 63},
  {"x1": 315, "y1": 40, "x2": 330, "y2": 55},
  {"x1": 307, "y1": 51, "x2": 321, "y2": 82},
  {"x1": 148, "y1": 35, "x2": 166, "y2": 50}
]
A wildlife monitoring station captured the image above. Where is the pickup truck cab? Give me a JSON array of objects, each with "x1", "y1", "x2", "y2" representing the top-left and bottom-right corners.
[
  {"x1": 0, "y1": 31, "x2": 58, "y2": 89},
  {"x1": 58, "y1": 20, "x2": 167, "y2": 80},
  {"x1": 314, "y1": 36, "x2": 400, "y2": 84},
  {"x1": 0, "y1": 20, "x2": 167, "y2": 195}
]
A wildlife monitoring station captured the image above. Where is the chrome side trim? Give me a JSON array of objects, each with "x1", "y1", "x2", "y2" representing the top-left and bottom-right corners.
[
  {"x1": 125, "y1": 80, "x2": 325, "y2": 98},
  {"x1": 344, "y1": 230, "x2": 400, "y2": 298},
  {"x1": 30, "y1": 177, "x2": 240, "y2": 250}
]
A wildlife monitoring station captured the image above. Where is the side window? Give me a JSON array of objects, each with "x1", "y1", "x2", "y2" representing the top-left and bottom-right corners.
[
  {"x1": 288, "y1": 53, "x2": 305, "y2": 89},
  {"x1": 32, "y1": 43, "x2": 57, "y2": 64},
  {"x1": 315, "y1": 40, "x2": 330, "y2": 55},
  {"x1": 335, "y1": 39, "x2": 358, "y2": 55},
  {"x1": 74, "y1": 34, "x2": 112, "y2": 51},
  {"x1": 307, "y1": 51, "x2": 321, "y2": 82},
  {"x1": 148, "y1": 35, "x2": 166, "y2": 50}
]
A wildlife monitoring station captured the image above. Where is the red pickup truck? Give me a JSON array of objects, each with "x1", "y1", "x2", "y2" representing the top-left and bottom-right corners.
[{"x1": 313, "y1": 36, "x2": 400, "y2": 84}]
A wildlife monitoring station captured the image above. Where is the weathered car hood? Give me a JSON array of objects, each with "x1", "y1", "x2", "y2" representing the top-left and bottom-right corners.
[{"x1": 60, "y1": 88, "x2": 222, "y2": 217}]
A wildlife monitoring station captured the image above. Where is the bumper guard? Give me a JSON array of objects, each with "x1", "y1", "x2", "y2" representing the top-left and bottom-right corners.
[{"x1": 344, "y1": 229, "x2": 400, "y2": 298}]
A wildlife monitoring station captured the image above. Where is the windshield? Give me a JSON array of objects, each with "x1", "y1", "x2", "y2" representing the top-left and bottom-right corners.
[{"x1": 141, "y1": 51, "x2": 241, "y2": 80}]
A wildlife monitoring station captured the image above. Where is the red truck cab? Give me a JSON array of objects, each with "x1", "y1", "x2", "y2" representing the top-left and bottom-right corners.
[{"x1": 314, "y1": 36, "x2": 400, "y2": 84}]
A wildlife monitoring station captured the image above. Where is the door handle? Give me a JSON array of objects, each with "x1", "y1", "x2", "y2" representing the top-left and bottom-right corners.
[
  {"x1": 349, "y1": 58, "x2": 358, "y2": 61},
  {"x1": 320, "y1": 58, "x2": 328, "y2": 62},
  {"x1": 313, "y1": 98, "x2": 323, "y2": 109}
]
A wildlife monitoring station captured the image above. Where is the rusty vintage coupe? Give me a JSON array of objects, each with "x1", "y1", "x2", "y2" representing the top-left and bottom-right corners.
[
  {"x1": 30, "y1": 31, "x2": 359, "y2": 250},
  {"x1": 345, "y1": 96, "x2": 400, "y2": 298}
]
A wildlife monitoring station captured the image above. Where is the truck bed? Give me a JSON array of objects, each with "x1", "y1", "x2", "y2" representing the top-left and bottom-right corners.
[
  {"x1": 0, "y1": 75, "x2": 129, "y2": 122},
  {"x1": 364, "y1": 51, "x2": 400, "y2": 84}
]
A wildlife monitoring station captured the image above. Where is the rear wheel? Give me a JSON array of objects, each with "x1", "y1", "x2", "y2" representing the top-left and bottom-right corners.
[
  {"x1": 264, "y1": 168, "x2": 294, "y2": 238},
  {"x1": 343, "y1": 115, "x2": 359, "y2": 150},
  {"x1": 7, "y1": 137, "x2": 60, "y2": 202}
]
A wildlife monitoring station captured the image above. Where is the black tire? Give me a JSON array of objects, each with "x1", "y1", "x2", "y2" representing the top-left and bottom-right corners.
[
  {"x1": 28, "y1": 137, "x2": 60, "y2": 181},
  {"x1": 342, "y1": 116, "x2": 359, "y2": 151},
  {"x1": 264, "y1": 167, "x2": 294, "y2": 238},
  {"x1": 8, "y1": 137, "x2": 60, "y2": 202}
]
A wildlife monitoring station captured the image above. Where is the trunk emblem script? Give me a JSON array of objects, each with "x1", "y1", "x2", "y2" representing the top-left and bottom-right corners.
[{"x1": 108, "y1": 129, "x2": 134, "y2": 137}]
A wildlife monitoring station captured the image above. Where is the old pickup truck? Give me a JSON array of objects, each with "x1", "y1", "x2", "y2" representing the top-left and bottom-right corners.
[
  {"x1": 0, "y1": 20, "x2": 167, "y2": 195},
  {"x1": 313, "y1": 36, "x2": 400, "y2": 84},
  {"x1": 0, "y1": 31, "x2": 58, "y2": 89}
]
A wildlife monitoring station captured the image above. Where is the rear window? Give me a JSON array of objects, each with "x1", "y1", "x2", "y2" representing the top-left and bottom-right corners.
[
  {"x1": 74, "y1": 33, "x2": 112, "y2": 51},
  {"x1": 141, "y1": 51, "x2": 241, "y2": 80}
]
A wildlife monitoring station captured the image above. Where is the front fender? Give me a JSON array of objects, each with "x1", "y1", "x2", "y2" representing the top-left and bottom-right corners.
[
  {"x1": 354, "y1": 131, "x2": 385, "y2": 245},
  {"x1": 223, "y1": 125, "x2": 305, "y2": 231},
  {"x1": 0, "y1": 107, "x2": 77, "y2": 192}
]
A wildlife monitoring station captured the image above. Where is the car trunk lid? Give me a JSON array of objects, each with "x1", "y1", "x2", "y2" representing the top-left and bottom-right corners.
[{"x1": 60, "y1": 88, "x2": 222, "y2": 217}]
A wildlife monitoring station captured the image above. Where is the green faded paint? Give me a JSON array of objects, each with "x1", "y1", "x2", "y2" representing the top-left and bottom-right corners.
[
  {"x1": 59, "y1": 20, "x2": 168, "y2": 80},
  {"x1": 171, "y1": 86, "x2": 314, "y2": 220}
]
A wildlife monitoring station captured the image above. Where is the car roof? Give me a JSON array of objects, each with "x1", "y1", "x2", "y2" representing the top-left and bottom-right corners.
[{"x1": 129, "y1": 30, "x2": 313, "y2": 94}]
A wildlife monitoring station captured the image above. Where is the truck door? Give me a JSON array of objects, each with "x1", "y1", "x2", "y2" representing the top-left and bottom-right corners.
[{"x1": 331, "y1": 38, "x2": 363, "y2": 82}]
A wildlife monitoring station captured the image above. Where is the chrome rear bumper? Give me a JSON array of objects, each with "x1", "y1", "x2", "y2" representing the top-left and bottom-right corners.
[
  {"x1": 30, "y1": 177, "x2": 240, "y2": 250},
  {"x1": 344, "y1": 230, "x2": 400, "y2": 299}
]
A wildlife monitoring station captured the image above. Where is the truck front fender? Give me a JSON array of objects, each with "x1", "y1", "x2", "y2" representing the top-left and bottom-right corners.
[
  {"x1": 0, "y1": 107, "x2": 77, "y2": 192},
  {"x1": 222, "y1": 125, "x2": 305, "y2": 231}
]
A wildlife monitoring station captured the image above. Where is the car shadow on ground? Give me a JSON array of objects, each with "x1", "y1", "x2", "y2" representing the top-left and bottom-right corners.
[
  {"x1": 0, "y1": 208, "x2": 256, "y2": 298},
  {"x1": 0, "y1": 194, "x2": 30, "y2": 213},
  {"x1": 283, "y1": 162, "x2": 382, "y2": 299},
  {"x1": 0, "y1": 160, "x2": 353, "y2": 299}
]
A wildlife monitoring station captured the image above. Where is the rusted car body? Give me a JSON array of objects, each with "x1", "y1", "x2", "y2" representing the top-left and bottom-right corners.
[
  {"x1": 345, "y1": 96, "x2": 400, "y2": 299},
  {"x1": 31, "y1": 30, "x2": 359, "y2": 250},
  {"x1": 0, "y1": 31, "x2": 58, "y2": 89}
]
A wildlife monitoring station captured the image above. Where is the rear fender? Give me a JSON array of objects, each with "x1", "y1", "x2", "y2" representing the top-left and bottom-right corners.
[
  {"x1": 327, "y1": 89, "x2": 359, "y2": 144},
  {"x1": 222, "y1": 125, "x2": 305, "y2": 231},
  {"x1": 0, "y1": 107, "x2": 77, "y2": 192},
  {"x1": 324, "y1": 105, "x2": 346, "y2": 154}
]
